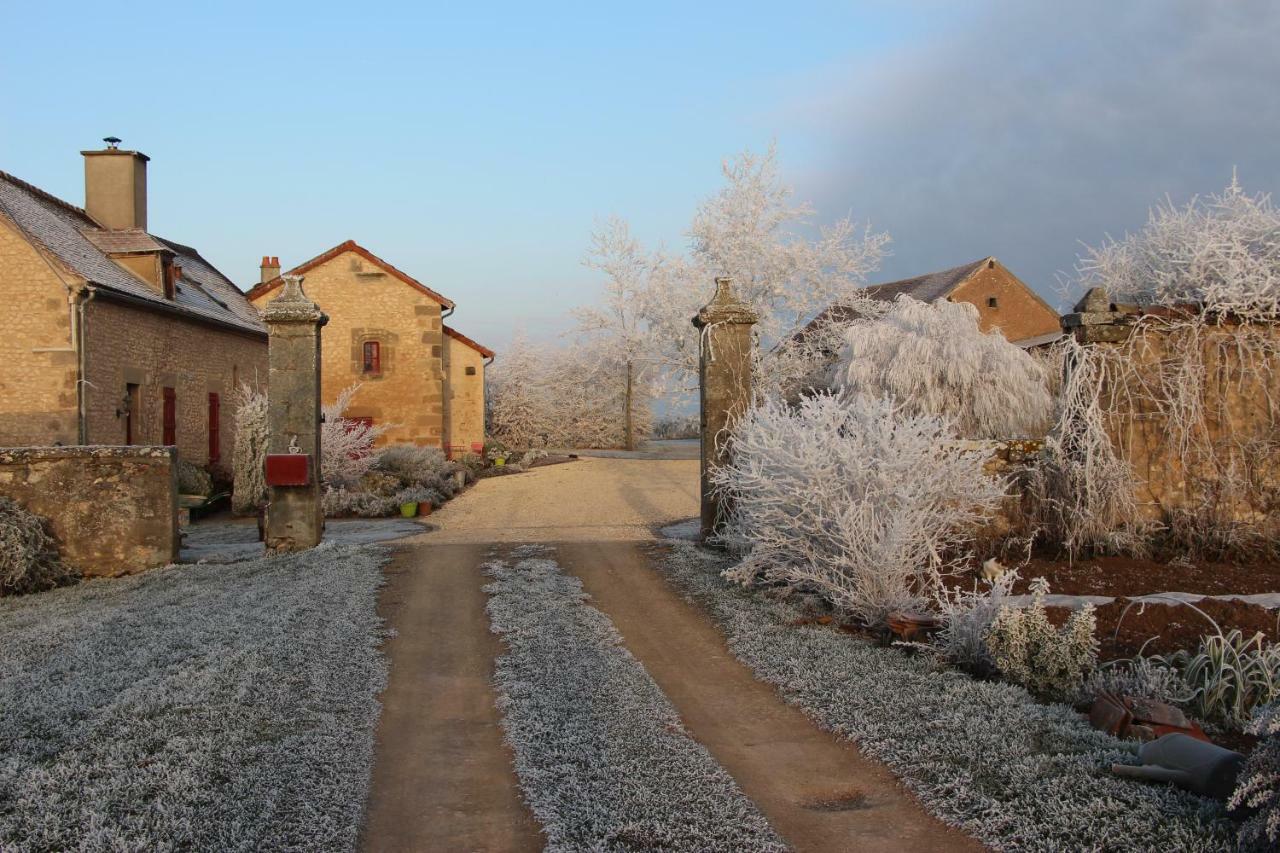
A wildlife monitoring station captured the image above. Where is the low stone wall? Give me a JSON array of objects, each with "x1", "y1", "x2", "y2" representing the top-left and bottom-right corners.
[{"x1": 0, "y1": 446, "x2": 178, "y2": 577}]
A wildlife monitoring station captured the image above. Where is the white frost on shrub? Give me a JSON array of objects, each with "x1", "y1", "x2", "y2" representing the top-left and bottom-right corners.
[
  {"x1": 321, "y1": 384, "x2": 391, "y2": 488},
  {"x1": 1230, "y1": 699, "x2": 1280, "y2": 848},
  {"x1": 830, "y1": 296, "x2": 1053, "y2": 439},
  {"x1": 0, "y1": 496, "x2": 77, "y2": 596},
  {"x1": 713, "y1": 393, "x2": 1005, "y2": 625},
  {"x1": 484, "y1": 552, "x2": 785, "y2": 852},
  {"x1": 984, "y1": 577, "x2": 1098, "y2": 701},
  {"x1": 231, "y1": 383, "x2": 268, "y2": 514}
]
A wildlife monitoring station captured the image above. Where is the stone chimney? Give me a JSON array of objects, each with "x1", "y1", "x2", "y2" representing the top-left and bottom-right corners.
[
  {"x1": 82, "y1": 139, "x2": 149, "y2": 231},
  {"x1": 260, "y1": 256, "x2": 281, "y2": 283}
]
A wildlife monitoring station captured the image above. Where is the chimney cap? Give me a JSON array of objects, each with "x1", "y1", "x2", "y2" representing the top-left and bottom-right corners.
[{"x1": 103, "y1": 136, "x2": 122, "y2": 149}]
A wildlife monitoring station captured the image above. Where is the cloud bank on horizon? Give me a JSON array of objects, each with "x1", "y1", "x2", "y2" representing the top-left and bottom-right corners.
[{"x1": 794, "y1": 0, "x2": 1280, "y2": 309}]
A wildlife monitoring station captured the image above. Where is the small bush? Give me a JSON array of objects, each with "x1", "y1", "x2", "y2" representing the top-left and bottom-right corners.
[
  {"x1": 176, "y1": 458, "x2": 213, "y2": 497},
  {"x1": 392, "y1": 486, "x2": 444, "y2": 509},
  {"x1": 927, "y1": 569, "x2": 1020, "y2": 675},
  {"x1": 232, "y1": 384, "x2": 268, "y2": 514},
  {"x1": 714, "y1": 393, "x2": 1005, "y2": 625},
  {"x1": 984, "y1": 578, "x2": 1098, "y2": 701},
  {"x1": 321, "y1": 487, "x2": 399, "y2": 519},
  {"x1": 1230, "y1": 700, "x2": 1280, "y2": 848},
  {"x1": 373, "y1": 445, "x2": 458, "y2": 496},
  {"x1": 1083, "y1": 656, "x2": 1194, "y2": 706},
  {"x1": 0, "y1": 497, "x2": 78, "y2": 596}
]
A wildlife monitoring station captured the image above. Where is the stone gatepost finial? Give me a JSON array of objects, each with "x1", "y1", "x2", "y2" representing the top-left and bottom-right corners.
[
  {"x1": 692, "y1": 277, "x2": 759, "y2": 541},
  {"x1": 263, "y1": 275, "x2": 329, "y2": 552}
]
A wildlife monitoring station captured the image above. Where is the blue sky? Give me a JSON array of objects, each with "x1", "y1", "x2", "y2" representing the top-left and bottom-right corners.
[{"x1": 3, "y1": 2, "x2": 1277, "y2": 352}]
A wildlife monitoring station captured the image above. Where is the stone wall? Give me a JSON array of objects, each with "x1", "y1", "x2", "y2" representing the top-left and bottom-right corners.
[
  {"x1": 0, "y1": 217, "x2": 82, "y2": 445},
  {"x1": 81, "y1": 297, "x2": 268, "y2": 473},
  {"x1": 249, "y1": 249, "x2": 446, "y2": 447},
  {"x1": 0, "y1": 446, "x2": 178, "y2": 576}
]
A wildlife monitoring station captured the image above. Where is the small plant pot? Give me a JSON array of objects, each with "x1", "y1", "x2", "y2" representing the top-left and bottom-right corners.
[
  {"x1": 399, "y1": 501, "x2": 419, "y2": 518},
  {"x1": 494, "y1": 458, "x2": 506, "y2": 467},
  {"x1": 419, "y1": 503, "x2": 433, "y2": 517}
]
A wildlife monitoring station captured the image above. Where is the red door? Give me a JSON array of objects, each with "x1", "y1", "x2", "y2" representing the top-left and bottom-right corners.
[
  {"x1": 208, "y1": 392, "x2": 221, "y2": 463},
  {"x1": 162, "y1": 387, "x2": 177, "y2": 446}
]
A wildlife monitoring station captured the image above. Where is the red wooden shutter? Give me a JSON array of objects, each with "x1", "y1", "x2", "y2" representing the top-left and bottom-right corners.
[
  {"x1": 208, "y1": 392, "x2": 221, "y2": 463},
  {"x1": 162, "y1": 387, "x2": 177, "y2": 446}
]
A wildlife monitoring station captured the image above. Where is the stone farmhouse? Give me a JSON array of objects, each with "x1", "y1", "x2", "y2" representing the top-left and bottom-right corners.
[
  {"x1": 245, "y1": 241, "x2": 492, "y2": 454},
  {"x1": 0, "y1": 144, "x2": 267, "y2": 470},
  {"x1": 802, "y1": 256, "x2": 1062, "y2": 348}
]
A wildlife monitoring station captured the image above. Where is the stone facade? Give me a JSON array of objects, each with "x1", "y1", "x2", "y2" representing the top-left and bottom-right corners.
[
  {"x1": 0, "y1": 445, "x2": 178, "y2": 576},
  {"x1": 442, "y1": 326, "x2": 490, "y2": 455},
  {"x1": 81, "y1": 296, "x2": 267, "y2": 472},
  {"x1": 248, "y1": 241, "x2": 489, "y2": 451},
  {"x1": 0, "y1": 217, "x2": 80, "y2": 445}
]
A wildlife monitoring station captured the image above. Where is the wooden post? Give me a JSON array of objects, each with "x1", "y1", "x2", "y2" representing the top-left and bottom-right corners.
[{"x1": 692, "y1": 277, "x2": 758, "y2": 540}]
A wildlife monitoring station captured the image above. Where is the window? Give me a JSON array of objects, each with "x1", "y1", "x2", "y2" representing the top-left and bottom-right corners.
[
  {"x1": 162, "y1": 387, "x2": 177, "y2": 446},
  {"x1": 208, "y1": 392, "x2": 221, "y2": 463},
  {"x1": 465, "y1": 365, "x2": 476, "y2": 376},
  {"x1": 124, "y1": 383, "x2": 139, "y2": 444},
  {"x1": 987, "y1": 296, "x2": 999, "y2": 308},
  {"x1": 362, "y1": 341, "x2": 382, "y2": 374}
]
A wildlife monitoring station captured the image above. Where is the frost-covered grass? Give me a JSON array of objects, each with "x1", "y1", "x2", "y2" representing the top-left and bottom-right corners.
[
  {"x1": 485, "y1": 548, "x2": 786, "y2": 852},
  {"x1": 659, "y1": 541, "x2": 1235, "y2": 852},
  {"x1": 0, "y1": 543, "x2": 389, "y2": 852}
]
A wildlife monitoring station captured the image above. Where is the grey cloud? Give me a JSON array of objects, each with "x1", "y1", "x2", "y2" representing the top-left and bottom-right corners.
[{"x1": 798, "y1": 0, "x2": 1280, "y2": 309}]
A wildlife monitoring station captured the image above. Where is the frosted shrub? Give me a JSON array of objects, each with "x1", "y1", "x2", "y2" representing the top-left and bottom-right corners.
[
  {"x1": 231, "y1": 384, "x2": 268, "y2": 514},
  {"x1": 713, "y1": 393, "x2": 1005, "y2": 626},
  {"x1": 373, "y1": 445, "x2": 458, "y2": 497},
  {"x1": 320, "y1": 385, "x2": 390, "y2": 489},
  {"x1": 1084, "y1": 656, "x2": 1194, "y2": 706},
  {"x1": 0, "y1": 496, "x2": 78, "y2": 596},
  {"x1": 830, "y1": 296, "x2": 1053, "y2": 439},
  {"x1": 927, "y1": 569, "x2": 1020, "y2": 674},
  {"x1": 320, "y1": 487, "x2": 399, "y2": 519},
  {"x1": 1231, "y1": 700, "x2": 1280, "y2": 848},
  {"x1": 984, "y1": 578, "x2": 1098, "y2": 701},
  {"x1": 176, "y1": 458, "x2": 213, "y2": 497}
]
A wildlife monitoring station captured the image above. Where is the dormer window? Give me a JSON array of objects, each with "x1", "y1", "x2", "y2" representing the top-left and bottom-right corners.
[{"x1": 362, "y1": 340, "x2": 382, "y2": 375}]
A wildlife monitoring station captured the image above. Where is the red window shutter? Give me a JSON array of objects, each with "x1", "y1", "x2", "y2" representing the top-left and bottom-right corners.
[
  {"x1": 363, "y1": 341, "x2": 381, "y2": 374},
  {"x1": 162, "y1": 387, "x2": 177, "y2": 446},
  {"x1": 208, "y1": 392, "x2": 221, "y2": 463}
]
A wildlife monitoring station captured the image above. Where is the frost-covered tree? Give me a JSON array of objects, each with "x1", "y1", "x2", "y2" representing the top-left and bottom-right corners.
[
  {"x1": 577, "y1": 217, "x2": 658, "y2": 449},
  {"x1": 713, "y1": 393, "x2": 1005, "y2": 625},
  {"x1": 829, "y1": 296, "x2": 1054, "y2": 438},
  {"x1": 1076, "y1": 176, "x2": 1280, "y2": 317},
  {"x1": 320, "y1": 384, "x2": 390, "y2": 488},
  {"x1": 637, "y1": 145, "x2": 890, "y2": 388},
  {"x1": 231, "y1": 384, "x2": 269, "y2": 514}
]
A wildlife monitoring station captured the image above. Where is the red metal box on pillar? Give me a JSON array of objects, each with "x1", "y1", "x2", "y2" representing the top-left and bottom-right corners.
[{"x1": 265, "y1": 454, "x2": 312, "y2": 487}]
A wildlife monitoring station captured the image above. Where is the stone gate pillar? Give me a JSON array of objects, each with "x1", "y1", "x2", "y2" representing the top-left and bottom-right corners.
[
  {"x1": 263, "y1": 275, "x2": 328, "y2": 552},
  {"x1": 692, "y1": 277, "x2": 759, "y2": 540}
]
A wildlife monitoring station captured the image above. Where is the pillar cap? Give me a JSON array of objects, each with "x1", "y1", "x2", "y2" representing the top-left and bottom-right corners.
[
  {"x1": 263, "y1": 274, "x2": 328, "y2": 325},
  {"x1": 693, "y1": 277, "x2": 759, "y2": 328}
]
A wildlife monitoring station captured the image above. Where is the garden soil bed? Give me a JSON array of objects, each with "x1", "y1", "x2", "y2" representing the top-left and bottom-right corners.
[
  {"x1": 954, "y1": 554, "x2": 1280, "y2": 598},
  {"x1": 1046, "y1": 596, "x2": 1280, "y2": 662}
]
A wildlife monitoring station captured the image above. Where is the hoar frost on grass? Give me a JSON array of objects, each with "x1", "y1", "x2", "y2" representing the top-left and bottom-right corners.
[
  {"x1": 0, "y1": 543, "x2": 390, "y2": 852},
  {"x1": 484, "y1": 549, "x2": 785, "y2": 852},
  {"x1": 658, "y1": 541, "x2": 1234, "y2": 852}
]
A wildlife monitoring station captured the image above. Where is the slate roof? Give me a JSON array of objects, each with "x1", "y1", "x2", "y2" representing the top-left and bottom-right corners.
[{"x1": 0, "y1": 169, "x2": 265, "y2": 336}]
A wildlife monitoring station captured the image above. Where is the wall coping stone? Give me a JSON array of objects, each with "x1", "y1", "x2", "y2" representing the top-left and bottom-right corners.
[{"x1": 0, "y1": 445, "x2": 175, "y2": 464}]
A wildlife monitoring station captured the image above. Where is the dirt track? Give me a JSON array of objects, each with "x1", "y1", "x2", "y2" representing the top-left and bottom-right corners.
[{"x1": 363, "y1": 454, "x2": 977, "y2": 852}]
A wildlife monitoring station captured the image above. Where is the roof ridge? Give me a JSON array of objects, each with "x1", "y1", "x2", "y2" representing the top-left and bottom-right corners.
[
  {"x1": 863, "y1": 257, "x2": 990, "y2": 293},
  {"x1": 0, "y1": 169, "x2": 96, "y2": 224}
]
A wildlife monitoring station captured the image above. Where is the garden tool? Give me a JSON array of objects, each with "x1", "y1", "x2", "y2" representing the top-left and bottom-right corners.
[{"x1": 1111, "y1": 733, "x2": 1244, "y2": 800}]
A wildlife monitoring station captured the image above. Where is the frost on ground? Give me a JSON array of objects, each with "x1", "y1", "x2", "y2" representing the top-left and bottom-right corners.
[
  {"x1": 485, "y1": 549, "x2": 786, "y2": 852},
  {"x1": 0, "y1": 543, "x2": 390, "y2": 852},
  {"x1": 658, "y1": 541, "x2": 1235, "y2": 852}
]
